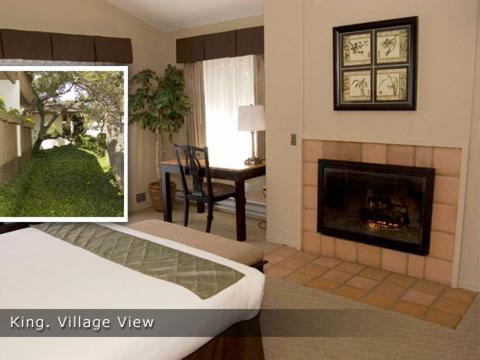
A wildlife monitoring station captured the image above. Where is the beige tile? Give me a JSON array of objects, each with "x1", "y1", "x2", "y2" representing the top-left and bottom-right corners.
[
  {"x1": 442, "y1": 288, "x2": 477, "y2": 304},
  {"x1": 358, "y1": 243, "x2": 382, "y2": 267},
  {"x1": 407, "y1": 254, "x2": 425, "y2": 278},
  {"x1": 425, "y1": 258, "x2": 452, "y2": 285},
  {"x1": 359, "y1": 267, "x2": 390, "y2": 281},
  {"x1": 298, "y1": 263, "x2": 330, "y2": 277},
  {"x1": 290, "y1": 251, "x2": 319, "y2": 263},
  {"x1": 302, "y1": 231, "x2": 321, "y2": 254},
  {"x1": 433, "y1": 147, "x2": 462, "y2": 176},
  {"x1": 320, "y1": 235, "x2": 335, "y2": 257},
  {"x1": 347, "y1": 275, "x2": 379, "y2": 290},
  {"x1": 335, "y1": 239, "x2": 357, "y2": 262},
  {"x1": 384, "y1": 273, "x2": 416, "y2": 288},
  {"x1": 433, "y1": 297, "x2": 471, "y2": 316},
  {"x1": 265, "y1": 266, "x2": 293, "y2": 278},
  {"x1": 322, "y1": 141, "x2": 338, "y2": 160},
  {"x1": 424, "y1": 309, "x2": 462, "y2": 329},
  {"x1": 382, "y1": 249, "x2": 408, "y2": 274},
  {"x1": 286, "y1": 271, "x2": 318, "y2": 285},
  {"x1": 313, "y1": 256, "x2": 342, "y2": 268},
  {"x1": 394, "y1": 301, "x2": 428, "y2": 318},
  {"x1": 415, "y1": 146, "x2": 433, "y2": 167},
  {"x1": 362, "y1": 143, "x2": 387, "y2": 164},
  {"x1": 303, "y1": 139, "x2": 323, "y2": 163},
  {"x1": 302, "y1": 185, "x2": 317, "y2": 210},
  {"x1": 434, "y1": 176, "x2": 459, "y2": 205},
  {"x1": 308, "y1": 277, "x2": 342, "y2": 292},
  {"x1": 402, "y1": 289, "x2": 437, "y2": 306},
  {"x1": 276, "y1": 257, "x2": 308, "y2": 271},
  {"x1": 334, "y1": 285, "x2": 368, "y2": 300},
  {"x1": 372, "y1": 282, "x2": 409, "y2": 298},
  {"x1": 323, "y1": 269, "x2": 354, "y2": 283},
  {"x1": 337, "y1": 142, "x2": 362, "y2": 161},
  {"x1": 336, "y1": 261, "x2": 365, "y2": 274},
  {"x1": 387, "y1": 145, "x2": 414, "y2": 166},
  {"x1": 264, "y1": 253, "x2": 286, "y2": 265},
  {"x1": 361, "y1": 293, "x2": 398, "y2": 309},
  {"x1": 430, "y1": 231, "x2": 455, "y2": 261},
  {"x1": 431, "y1": 204, "x2": 458, "y2": 234},
  {"x1": 270, "y1": 246, "x2": 298, "y2": 258},
  {"x1": 302, "y1": 209, "x2": 317, "y2": 232},
  {"x1": 303, "y1": 162, "x2": 317, "y2": 186},
  {"x1": 411, "y1": 280, "x2": 446, "y2": 296}
]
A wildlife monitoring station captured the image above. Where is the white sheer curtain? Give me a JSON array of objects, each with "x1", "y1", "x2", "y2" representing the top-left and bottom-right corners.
[{"x1": 203, "y1": 55, "x2": 254, "y2": 164}]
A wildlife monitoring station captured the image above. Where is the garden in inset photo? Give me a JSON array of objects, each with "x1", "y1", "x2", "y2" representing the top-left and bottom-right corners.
[{"x1": 0, "y1": 68, "x2": 126, "y2": 219}]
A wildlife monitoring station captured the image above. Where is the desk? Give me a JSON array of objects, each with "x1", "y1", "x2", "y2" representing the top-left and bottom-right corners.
[{"x1": 160, "y1": 159, "x2": 266, "y2": 241}]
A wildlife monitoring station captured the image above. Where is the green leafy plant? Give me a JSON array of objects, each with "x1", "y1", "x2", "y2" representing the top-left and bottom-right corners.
[
  {"x1": 0, "y1": 97, "x2": 6, "y2": 111},
  {"x1": 129, "y1": 65, "x2": 191, "y2": 179}
]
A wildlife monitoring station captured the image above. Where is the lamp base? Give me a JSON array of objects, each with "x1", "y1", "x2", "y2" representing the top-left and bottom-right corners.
[{"x1": 244, "y1": 157, "x2": 263, "y2": 165}]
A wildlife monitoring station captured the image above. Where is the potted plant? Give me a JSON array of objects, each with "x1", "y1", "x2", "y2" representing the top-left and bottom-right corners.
[{"x1": 129, "y1": 65, "x2": 191, "y2": 212}]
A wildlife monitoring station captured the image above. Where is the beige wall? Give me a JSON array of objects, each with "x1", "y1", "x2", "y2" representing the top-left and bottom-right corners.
[
  {"x1": 166, "y1": 16, "x2": 266, "y2": 205},
  {"x1": 265, "y1": 0, "x2": 480, "y2": 289},
  {"x1": 0, "y1": 0, "x2": 170, "y2": 211}
]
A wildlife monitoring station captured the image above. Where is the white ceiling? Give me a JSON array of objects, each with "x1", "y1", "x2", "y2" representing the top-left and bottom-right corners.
[{"x1": 106, "y1": 0, "x2": 264, "y2": 32}]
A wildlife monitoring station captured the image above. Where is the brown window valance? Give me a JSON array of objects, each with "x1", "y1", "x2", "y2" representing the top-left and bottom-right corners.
[
  {"x1": 177, "y1": 26, "x2": 264, "y2": 63},
  {"x1": 0, "y1": 28, "x2": 132, "y2": 63}
]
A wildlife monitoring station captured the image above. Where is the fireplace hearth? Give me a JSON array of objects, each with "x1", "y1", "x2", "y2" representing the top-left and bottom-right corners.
[{"x1": 317, "y1": 160, "x2": 435, "y2": 255}]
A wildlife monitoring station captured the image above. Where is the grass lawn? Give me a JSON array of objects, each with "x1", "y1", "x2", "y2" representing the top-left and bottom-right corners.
[{"x1": 0, "y1": 144, "x2": 124, "y2": 217}]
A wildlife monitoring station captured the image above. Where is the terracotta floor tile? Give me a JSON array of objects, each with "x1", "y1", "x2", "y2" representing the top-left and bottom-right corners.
[
  {"x1": 359, "y1": 267, "x2": 390, "y2": 281},
  {"x1": 290, "y1": 251, "x2": 319, "y2": 263},
  {"x1": 333, "y1": 285, "x2": 368, "y2": 300},
  {"x1": 411, "y1": 279, "x2": 445, "y2": 296},
  {"x1": 336, "y1": 261, "x2": 365, "y2": 274},
  {"x1": 322, "y1": 269, "x2": 354, "y2": 283},
  {"x1": 424, "y1": 309, "x2": 462, "y2": 329},
  {"x1": 393, "y1": 301, "x2": 428, "y2": 318},
  {"x1": 361, "y1": 293, "x2": 398, "y2": 309},
  {"x1": 265, "y1": 266, "x2": 293, "y2": 279},
  {"x1": 371, "y1": 282, "x2": 409, "y2": 298},
  {"x1": 298, "y1": 263, "x2": 329, "y2": 277},
  {"x1": 285, "y1": 271, "x2": 318, "y2": 285},
  {"x1": 308, "y1": 277, "x2": 342, "y2": 292},
  {"x1": 384, "y1": 273, "x2": 416, "y2": 288},
  {"x1": 442, "y1": 288, "x2": 477, "y2": 304},
  {"x1": 347, "y1": 276, "x2": 379, "y2": 290},
  {"x1": 276, "y1": 257, "x2": 307, "y2": 270},
  {"x1": 264, "y1": 253, "x2": 286, "y2": 265},
  {"x1": 402, "y1": 289, "x2": 438, "y2": 306},
  {"x1": 313, "y1": 256, "x2": 342, "y2": 268},
  {"x1": 433, "y1": 297, "x2": 471, "y2": 316},
  {"x1": 270, "y1": 246, "x2": 298, "y2": 258}
]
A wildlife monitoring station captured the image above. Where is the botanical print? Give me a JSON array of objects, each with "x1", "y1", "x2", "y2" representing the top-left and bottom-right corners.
[
  {"x1": 342, "y1": 70, "x2": 372, "y2": 102},
  {"x1": 376, "y1": 68, "x2": 408, "y2": 101},
  {"x1": 342, "y1": 32, "x2": 371, "y2": 66},
  {"x1": 376, "y1": 28, "x2": 409, "y2": 64}
]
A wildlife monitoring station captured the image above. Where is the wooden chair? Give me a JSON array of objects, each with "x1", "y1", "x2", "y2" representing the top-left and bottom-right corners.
[{"x1": 174, "y1": 144, "x2": 237, "y2": 233}]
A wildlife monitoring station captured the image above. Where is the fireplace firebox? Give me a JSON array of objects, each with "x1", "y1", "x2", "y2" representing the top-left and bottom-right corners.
[{"x1": 317, "y1": 160, "x2": 435, "y2": 255}]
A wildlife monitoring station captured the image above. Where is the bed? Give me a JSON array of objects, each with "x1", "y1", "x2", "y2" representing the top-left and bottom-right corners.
[{"x1": 0, "y1": 223, "x2": 265, "y2": 360}]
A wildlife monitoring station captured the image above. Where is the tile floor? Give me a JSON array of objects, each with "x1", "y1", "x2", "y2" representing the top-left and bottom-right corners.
[{"x1": 265, "y1": 246, "x2": 477, "y2": 329}]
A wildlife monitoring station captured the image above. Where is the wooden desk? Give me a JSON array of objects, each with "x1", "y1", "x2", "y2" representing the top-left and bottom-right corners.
[{"x1": 160, "y1": 159, "x2": 266, "y2": 241}]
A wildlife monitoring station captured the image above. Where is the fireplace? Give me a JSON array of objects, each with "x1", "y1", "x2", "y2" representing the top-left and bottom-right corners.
[{"x1": 317, "y1": 160, "x2": 435, "y2": 255}]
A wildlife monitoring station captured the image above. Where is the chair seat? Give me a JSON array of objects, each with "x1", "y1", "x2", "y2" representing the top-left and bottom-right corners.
[{"x1": 203, "y1": 182, "x2": 236, "y2": 198}]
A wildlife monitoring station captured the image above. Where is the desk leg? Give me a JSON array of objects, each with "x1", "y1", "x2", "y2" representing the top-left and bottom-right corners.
[
  {"x1": 162, "y1": 172, "x2": 172, "y2": 222},
  {"x1": 235, "y1": 179, "x2": 246, "y2": 241}
]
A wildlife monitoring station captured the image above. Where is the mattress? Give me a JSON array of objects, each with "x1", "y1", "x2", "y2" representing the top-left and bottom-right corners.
[{"x1": 0, "y1": 223, "x2": 265, "y2": 360}]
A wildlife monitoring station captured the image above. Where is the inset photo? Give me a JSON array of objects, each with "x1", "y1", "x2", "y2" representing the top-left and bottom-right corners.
[{"x1": 0, "y1": 66, "x2": 128, "y2": 221}]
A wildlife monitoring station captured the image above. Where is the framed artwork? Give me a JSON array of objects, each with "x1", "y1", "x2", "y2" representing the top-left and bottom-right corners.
[{"x1": 333, "y1": 17, "x2": 417, "y2": 110}]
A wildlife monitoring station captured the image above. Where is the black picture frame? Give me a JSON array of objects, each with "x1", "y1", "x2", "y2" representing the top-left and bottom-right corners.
[
  {"x1": 333, "y1": 16, "x2": 418, "y2": 110},
  {"x1": 317, "y1": 160, "x2": 435, "y2": 256}
]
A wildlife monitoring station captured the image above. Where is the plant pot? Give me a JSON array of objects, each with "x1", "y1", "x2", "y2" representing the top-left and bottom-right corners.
[{"x1": 149, "y1": 181, "x2": 177, "y2": 212}]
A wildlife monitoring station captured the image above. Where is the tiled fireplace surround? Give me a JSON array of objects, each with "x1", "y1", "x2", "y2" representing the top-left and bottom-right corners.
[{"x1": 302, "y1": 140, "x2": 462, "y2": 286}]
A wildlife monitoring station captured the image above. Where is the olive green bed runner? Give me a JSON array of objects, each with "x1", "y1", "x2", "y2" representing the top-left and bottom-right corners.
[{"x1": 35, "y1": 223, "x2": 245, "y2": 299}]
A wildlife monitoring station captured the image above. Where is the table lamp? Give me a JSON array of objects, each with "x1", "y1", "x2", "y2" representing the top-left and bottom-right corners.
[{"x1": 238, "y1": 105, "x2": 265, "y2": 165}]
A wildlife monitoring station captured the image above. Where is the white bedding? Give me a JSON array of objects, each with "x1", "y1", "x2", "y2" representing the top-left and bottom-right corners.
[{"x1": 0, "y1": 224, "x2": 265, "y2": 360}]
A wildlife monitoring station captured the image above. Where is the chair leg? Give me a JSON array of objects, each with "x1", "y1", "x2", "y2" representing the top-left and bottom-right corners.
[
  {"x1": 206, "y1": 202, "x2": 214, "y2": 233},
  {"x1": 183, "y1": 199, "x2": 189, "y2": 227}
]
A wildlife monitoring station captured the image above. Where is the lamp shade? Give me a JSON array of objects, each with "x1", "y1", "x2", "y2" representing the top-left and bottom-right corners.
[{"x1": 238, "y1": 105, "x2": 265, "y2": 131}]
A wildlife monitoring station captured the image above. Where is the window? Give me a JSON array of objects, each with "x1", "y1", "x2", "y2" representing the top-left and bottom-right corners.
[{"x1": 203, "y1": 55, "x2": 254, "y2": 164}]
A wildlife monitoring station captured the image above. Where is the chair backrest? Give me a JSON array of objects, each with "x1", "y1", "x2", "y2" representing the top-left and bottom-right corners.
[{"x1": 174, "y1": 144, "x2": 213, "y2": 199}]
